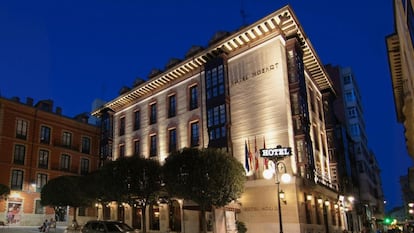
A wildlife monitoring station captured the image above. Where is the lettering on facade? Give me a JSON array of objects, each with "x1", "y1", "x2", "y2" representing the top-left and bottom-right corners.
[
  {"x1": 232, "y1": 62, "x2": 279, "y2": 85},
  {"x1": 243, "y1": 206, "x2": 278, "y2": 211}
]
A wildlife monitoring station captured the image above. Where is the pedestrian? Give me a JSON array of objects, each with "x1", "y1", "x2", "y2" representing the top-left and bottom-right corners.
[{"x1": 38, "y1": 219, "x2": 48, "y2": 232}]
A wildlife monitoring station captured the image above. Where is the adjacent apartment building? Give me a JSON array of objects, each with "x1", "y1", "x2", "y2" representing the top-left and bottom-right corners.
[
  {"x1": 326, "y1": 64, "x2": 385, "y2": 231},
  {"x1": 0, "y1": 97, "x2": 100, "y2": 226},
  {"x1": 92, "y1": 5, "x2": 376, "y2": 233}
]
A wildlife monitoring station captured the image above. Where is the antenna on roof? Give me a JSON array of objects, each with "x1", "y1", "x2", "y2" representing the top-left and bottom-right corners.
[{"x1": 240, "y1": 0, "x2": 248, "y2": 26}]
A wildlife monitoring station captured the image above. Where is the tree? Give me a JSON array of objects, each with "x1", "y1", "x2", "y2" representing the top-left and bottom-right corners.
[
  {"x1": 124, "y1": 156, "x2": 162, "y2": 233},
  {"x1": 0, "y1": 183, "x2": 10, "y2": 199},
  {"x1": 163, "y1": 148, "x2": 245, "y2": 233},
  {"x1": 90, "y1": 159, "x2": 127, "y2": 203},
  {"x1": 40, "y1": 175, "x2": 89, "y2": 222},
  {"x1": 93, "y1": 156, "x2": 162, "y2": 233}
]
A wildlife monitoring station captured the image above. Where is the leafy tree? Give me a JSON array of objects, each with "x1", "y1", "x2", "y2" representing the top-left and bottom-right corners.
[
  {"x1": 236, "y1": 220, "x2": 247, "y2": 233},
  {"x1": 94, "y1": 156, "x2": 162, "y2": 233},
  {"x1": 0, "y1": 183, "x2": 10, "y2": 199},
  {"x1": 124, "y1": 156, "x2": 162, "y2": 233},
  {"x1": 40, "y1": 175, "x2": 89, "y2": 222},
  {"x1": 89, "y1": 159, "x2": 126, "y2": 203},
  {"x1": 163, "y1": 148, "x2": 245, "y2": 233}
]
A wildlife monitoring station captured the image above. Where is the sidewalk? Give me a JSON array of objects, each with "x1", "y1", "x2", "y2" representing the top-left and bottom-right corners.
[{"x1": 0, "y1": 225, "x2": 67, "y2": 233}]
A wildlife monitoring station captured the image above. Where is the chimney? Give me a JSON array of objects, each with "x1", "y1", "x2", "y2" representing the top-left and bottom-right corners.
[
  {"x1": 56, "y1": 107, "x2": 62, "y2": 115},
  {"x1": 11, "y1": 96, "x2": 20, "y2": 103},
  {"x1": 26, "y1": 97, "x2": 33, "y2": 106}
]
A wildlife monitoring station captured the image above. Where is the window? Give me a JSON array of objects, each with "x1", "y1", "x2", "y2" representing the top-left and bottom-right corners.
[
  {"x1": 14, "y1": 144, "x2": 25, "y2": 165},
  {"x1": 190, "y1": 122, "x2": 199, "y2": 147},
  {"x1": 62, "y1": 131, "x2": 72, "y2": 148},
  {"x1": 347, "y1": 107, "x2": 357, "y2": 118},
  {"x1": 36, "y1": 173, "x2": 48, "y2": 192},
  {"x1": 16, "y1": 119, "x2": 28, "y2": 140},
  {"x1": 313, "y1": 125, "x2": 320, "y2": 151},
  {"x1": 134, "y1": 140, "x2": 140, "y2": 156},
  {"x1": 119, "y1": 117, "x2": 125, "y2": 136},
  {"x1": 119, "y1": 144, "x2": 125, "y2": 158},
  {"x1": 35, "y1": 200, "x2": 44, "y2": 214},
  {"x1": 207, "y1": 105, "x2": 226, "y2": 140},
  {"x1": 11, "y1": 170, "x2": 23, "y2": 190},
  {"x1": 78, "y1": 207, "x2": 86, "y2": 216},
  {"x1": 168, "y1": 95, "x2": 177, "y2": 118},
  {"x1": 168, "y1": 128, "x2": 177, "y2": 153},
  {"x1": 169, "y1": 200, "x2": 182, "y2": 232},
  {"x1": 133, "y1": 207, "x2": 142, "y2": 229},
  {"x1": 81, "y1": 137, "x2": 91, "y2": 154},
  {"x1": 150, "y1": 135, "x2": 157, "y2": 157},
  {"x1": 38, "y1": 149, "x2": 49, "y2": 169},
  {"x1": 345, "y1": 90, "x2": 356, "y2": 102},
  {"x1": 343, "y1": 74, "x2": 352, "y2": 85},
  {"x1": 40, "y1": 126, "x2": 51, "y2": 144},
  {"x1": 296, "y1": 140, "x2": 305, "y2": 163},
  {"x1": 149, "y1": 204, "x2": 160, "y2": 230},
  {"x1": 149, "y1": 103, "x2": 157, "y2": 124},
  {"x1": 304, "y1": 193, "x2": 312, "y2": 224},
  {"x1": 350, "y1": 123, "x2": 360, "y2": 137},
  {"x1": 357, "y1": 161, "x2": 365, "y2": 173},
  {"x1": 290, "y1": 93, "x2": 300, "y2": 115},
  {"x1": 189, "y1": 85, "x2": 198, "y2": 110},
  {"x1": 308, "y1": 88, "x2": 315, "y2": 112},
  {"x1": 205, "y1": 65, "x2": 225, "y2": 100},
  {"x1": 80, "y1": 158, "x2": 90, "y2": 175},
  {"x1": 60, "y1": 154, "x2": 70, "y2": 171},
  {"x1": 134, "y1": 111, "x2": 140, "y2": 130}
]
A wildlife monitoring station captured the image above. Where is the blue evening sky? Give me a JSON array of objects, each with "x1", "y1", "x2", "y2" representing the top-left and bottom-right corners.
[{"x1": 0, "y1": 0, "x2": 411, "y2": 210}]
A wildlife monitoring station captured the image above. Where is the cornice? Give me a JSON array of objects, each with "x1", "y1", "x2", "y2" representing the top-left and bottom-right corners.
[{"x1": 92, "y1": 5, "x2": 334, "y2": 115}]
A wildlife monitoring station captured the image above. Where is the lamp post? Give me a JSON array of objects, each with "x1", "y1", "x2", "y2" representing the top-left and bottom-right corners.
[
  {"x1": 261, "y1": 145, "x2": 292, "y2": 233},
  {"x1": 263, "y1": 160, "x2": 291, "y2": 233},
  {"x1": 276, "y1": 162, "x2": 284, "y2": 233}
]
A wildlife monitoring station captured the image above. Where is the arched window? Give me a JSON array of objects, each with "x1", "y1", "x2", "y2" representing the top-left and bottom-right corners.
[{"x1": 169, "y1": 200, "x2": 181, "y2": 231}]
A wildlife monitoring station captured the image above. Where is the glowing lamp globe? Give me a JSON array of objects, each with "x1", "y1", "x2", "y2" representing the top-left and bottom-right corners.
[
  {"x1": 281, "y1": 173, "x2": 291, "y2": 183},
  {"x1": 263, "y1": 169, "x2": 274, "y2": 180}
]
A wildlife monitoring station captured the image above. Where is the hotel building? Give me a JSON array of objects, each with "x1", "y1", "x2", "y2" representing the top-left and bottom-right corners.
[
  {"x1": 93, "y1": 5, "x2": 359, "y2": 233},
  {"x1": 0, "y1": 97, "x2": 100, "y2": 226}
]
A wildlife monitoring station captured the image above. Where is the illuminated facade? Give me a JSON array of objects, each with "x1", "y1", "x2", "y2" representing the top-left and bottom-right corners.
[
  {"x1": 387, "y1": 0, "x2": 414, "y2": 159},
  {"x1": 386, "y1": 0, "x2": 414, "y2": 221},
  {"x1": 93, "y1": 5, "x2": 353, "y2": 233},
  {"x1": 0, "y1": 97, "x2": 100, "y2": 226}
]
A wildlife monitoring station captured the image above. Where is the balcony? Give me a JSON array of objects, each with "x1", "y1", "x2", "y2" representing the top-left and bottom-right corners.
[{"x1": 53, "y1": 139, "x2": 79, "y2": 152}]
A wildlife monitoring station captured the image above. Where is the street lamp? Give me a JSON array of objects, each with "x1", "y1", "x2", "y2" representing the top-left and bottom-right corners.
[{"x1": 263, "y1": 161, "x2": 291, "y2": 233}]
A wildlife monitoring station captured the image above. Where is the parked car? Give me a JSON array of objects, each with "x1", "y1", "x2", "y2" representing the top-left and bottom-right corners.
[{"x1": 80, "y1": 220, "x2": 139, "y2": 233}]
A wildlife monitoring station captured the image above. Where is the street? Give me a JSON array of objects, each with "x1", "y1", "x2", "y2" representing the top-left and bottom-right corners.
[{"x1": 0, "y1": 226, "x2": 66, "y2": 233}]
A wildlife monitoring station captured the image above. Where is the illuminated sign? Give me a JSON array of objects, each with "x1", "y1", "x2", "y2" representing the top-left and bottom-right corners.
[{"x1": 260, "y1": 146, "x2": 292, "y2": 158}]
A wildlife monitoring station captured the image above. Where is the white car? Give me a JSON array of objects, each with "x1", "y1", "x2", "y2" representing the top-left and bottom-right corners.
[{"x1": 80, "y1": 220, "x2": 139, "y2": 233}]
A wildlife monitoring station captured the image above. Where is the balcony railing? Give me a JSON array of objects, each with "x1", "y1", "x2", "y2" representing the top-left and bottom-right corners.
[{"x1": 53, "y1": 140, "x2": 79, "y2": 151}]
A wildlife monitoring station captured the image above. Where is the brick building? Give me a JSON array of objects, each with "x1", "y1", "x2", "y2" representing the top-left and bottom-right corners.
[{"x1": 0, "y1": 96, "x2": 100, "y2": 226}]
